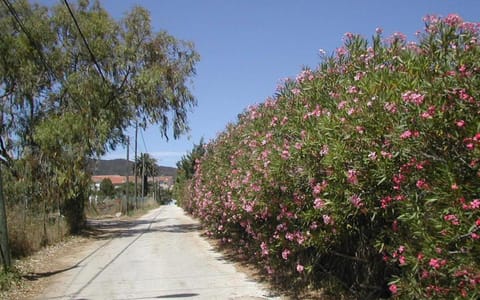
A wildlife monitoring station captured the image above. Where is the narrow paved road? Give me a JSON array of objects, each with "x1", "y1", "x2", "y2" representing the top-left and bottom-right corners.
[{"x1": 37, "y1": 204, "x2": 279, "y2": 300}]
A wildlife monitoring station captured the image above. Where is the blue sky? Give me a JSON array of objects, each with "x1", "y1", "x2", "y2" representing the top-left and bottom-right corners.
[{"x1": 38, "y1": 1, "x2": 480, "y2": 167}]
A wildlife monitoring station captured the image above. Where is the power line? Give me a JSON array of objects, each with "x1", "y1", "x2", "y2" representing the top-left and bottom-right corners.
[
  {"x1": 139, "y1": 128, "x2": 149, "y2": 154},
  {"x1": 1, "y1": 0, "x2": 54, "y2": 79},
  {"x1": 62, "y1": 0, "x2": 106, "y2": 83}
]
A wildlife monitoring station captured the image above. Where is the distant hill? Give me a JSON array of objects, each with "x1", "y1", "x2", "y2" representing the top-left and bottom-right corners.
[{"x1": 88, "y1": 159, "x2": 177, "y2": 177}]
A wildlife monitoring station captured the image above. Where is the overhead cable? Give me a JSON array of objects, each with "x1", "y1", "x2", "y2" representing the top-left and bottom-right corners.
[{"x1": 62, "y1": 0, "x2": 106, "y2": 83}]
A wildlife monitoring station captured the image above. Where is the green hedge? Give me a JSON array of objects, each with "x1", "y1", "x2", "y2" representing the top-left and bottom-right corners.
[{"x1": 178, "y1": 14, "x2": 480, "y2": 299}]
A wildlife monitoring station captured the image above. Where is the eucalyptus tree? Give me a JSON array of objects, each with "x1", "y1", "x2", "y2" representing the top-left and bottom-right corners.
[
  {"x1": 173, "y1": 139, "x2": 205, "y2": 206},
  {"x1": 0, "y1": 0, "x2": 199, "y2": 242}
]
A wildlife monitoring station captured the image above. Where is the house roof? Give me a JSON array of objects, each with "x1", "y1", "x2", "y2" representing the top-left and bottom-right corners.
[
  {"x1": 92, "y1": 175, "x2": 173, "y2": 186},
  {"x1": 91, "y1": 175, "x2": 137, "y2": 185}
]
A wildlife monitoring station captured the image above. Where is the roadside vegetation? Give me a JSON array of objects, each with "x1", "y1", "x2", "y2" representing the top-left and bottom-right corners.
[
  {"x1": 175, "y1": 15, "x2": 480, "y2": 299},
  {"x1": 0, "y1": 0, "x2": 198, "y2": 282}
]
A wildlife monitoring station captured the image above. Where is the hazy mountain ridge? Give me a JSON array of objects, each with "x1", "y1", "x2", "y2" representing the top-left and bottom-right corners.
[{"x1": 88, "y1": 159, "x2": 177, "y2": 177}]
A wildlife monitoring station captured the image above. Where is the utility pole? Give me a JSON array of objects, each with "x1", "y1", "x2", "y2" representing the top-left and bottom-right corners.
[
  {"x1": 125, "y1": 136, "x2": 130, "y2": 215},
  {"x1": 134, "y1": 120, "x2": 138, "y2": 210},
  {"x1": 141, "y1": 153, "x2": 145, "y2": 201},
  {"x1": 0, "y1": 164, "x2": 11, "y2": 271}
]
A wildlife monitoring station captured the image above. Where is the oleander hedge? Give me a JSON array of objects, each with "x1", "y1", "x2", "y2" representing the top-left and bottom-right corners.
[{"x1": 177, "y1": 15, "x2": 480, "y2": 299}]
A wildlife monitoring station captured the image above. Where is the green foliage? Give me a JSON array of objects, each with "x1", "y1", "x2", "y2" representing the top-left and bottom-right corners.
[
  {"x1": 115, "y1": 182, "x2": 134, "y2": 198},
  {"x1": 173, "y1": 139, "x2": 205, "y2": 206},
  {"x1": 99, "y1": 178, "x2": 114, "y2": 198},
  {"x1": 177, "y1": 15, "x2": 480, "y2": 299},
  {"x1": 0, "y1": 0, "x2": 198, "y2": 251},
  {"x1": 0, "y1": 266, "x2": 20, "y2": 291}
]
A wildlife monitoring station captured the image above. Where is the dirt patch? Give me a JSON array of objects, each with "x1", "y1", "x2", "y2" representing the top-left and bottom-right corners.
[{"x1": 0, "y1": 235, "x2": 95, "y2": 300}]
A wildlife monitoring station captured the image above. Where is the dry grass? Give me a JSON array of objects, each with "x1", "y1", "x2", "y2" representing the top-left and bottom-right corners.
[
  {"x1": 86, "y1": 197, "x2": 159, "y2": 220},
  {"x1": 7, "y1": 205, "x2": 69, "y2": 259}
]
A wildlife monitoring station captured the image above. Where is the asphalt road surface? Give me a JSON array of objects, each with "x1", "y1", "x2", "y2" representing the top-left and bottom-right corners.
[{"x1": 37, "y1": 204, "x2": 279, "y2": 300}]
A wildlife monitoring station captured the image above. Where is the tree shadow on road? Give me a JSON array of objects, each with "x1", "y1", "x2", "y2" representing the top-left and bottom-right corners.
[
  {"x1": 22, "y1": 265, "x2": 79, "y2": 281},
  {"x1": 83, "y1": 218, "x2": 201, "y2": 240}
]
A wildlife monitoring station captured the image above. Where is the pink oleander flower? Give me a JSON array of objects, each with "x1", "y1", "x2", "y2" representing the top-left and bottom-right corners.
[
  {"x1": 400, "y1": 130, "x2": 420, "y2": 139},
  {"x1": 343, "y1": 32, "x2": 355, "y2": 40},
  {"x1": 421, "y1": 270, "x2": 430, "y2": 279},
  {"x1": 260, "y1": 242, "x2": 269, "y2": 256},
  {"x1": 350, "y1": 194, "x2": 363, "y2": 208},
  {"x1": 445, "y1": 13, "x2": 463, "y2": 26},
  {"x1": 381, "y1": 196, "x2": 393, "y2": 209},
  {"x1": 429, "y1": 258, "x2": 447, "y2": 270},
  {"x1": 389, "y1": 284, "x2": 398, "y2": 294},
  {"x1": 282, "y1": 249, "x2": 291, "y2": 260},
  {"x1": 354, "y1": 72, "x2": 365, "y2": 81},
  {"x1": 402, "y1": 91, "x2": 425, "y2": 105},
  {"x1": 285, "y1": 232, "x2": 295, "y2": 241},
  {"x1": 423, "y1": 14, "x2": 440, "y2": 25},
  {"x1": 416, "y1": 179, "x2": 429, "y2": 190},
  {"x1": 281, "y1": 149, "x2": 291, "y2": 160},
  {"x1": 322, "y1": 214, "x2": 333, "y2": 225},
  {"x1": 470, "y1": 199, "x2": 480, "y2": 209},
  {"x1": 384, "y1": 102, "x2": 397, "y2": 113},
  {"x1": 444, "y1": 214, "x2": 460, "y2": 225},
  {"x1": 296, "y1": 264, "x2": 304, "y2": 273},
  {"x1": 320, "y1": 145, "x2": 329, "y2": 156},
  {"x1": 429, "y1": 258, "x2": 440, "y2": 269},
  {"x1": 313, "y1": 198, "x2": 325, "y2": 209},
  {"x1": 338, "y1": 101, "x2": 347, "y2": 110},
  {"x1": 347, "y1": 169, "x2": 359, "y2": 185},
  {"x1": 381, "y1": 151, "x2": 393, "y2": 159},
  {"x1": 456, "y1": 120, "x2": 466, "y2": 127},
  {"x1": 291, "y1": 88, "x2": 301, "y2": 95},
  {"x1": 243, "y1": 202, "x2": 254, "y2": 213},
  {"x1": 392, "y1": 32, "x2": 407, "y2": 42},
  {"x1": 417, "y1": 252, "x2": 424, "y2": 261},
  {"x1": 336, "y1": 46, "x2": 348, "y2": 57},
  {"x1": 347, "y1": 86, "x2": 358, "y2": 94},
  {"x1": 400, "y1": 130, "x2": 412, "y2": 139}
]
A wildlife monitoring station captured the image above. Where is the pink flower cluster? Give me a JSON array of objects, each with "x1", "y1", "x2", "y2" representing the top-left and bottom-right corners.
[
  {"x1": 402, "y1": 91, "x2": 425, "y2": 105},
  {"x1": 428, "y1": 258, "x2": 447, "y2": 270},
  {"x1": 400, "y1": 130, "x2": 420, "y2": 139},
  {"x1": 463, "y1": 133, "x2": 480, "y2": 150}
]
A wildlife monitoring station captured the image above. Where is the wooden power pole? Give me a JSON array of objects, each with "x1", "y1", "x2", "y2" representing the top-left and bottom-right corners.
[
  {"x1": 125, "y1": 136, "x2": 130, "y2": 215},
  {"x1": 0, "y1": 164, "x2": 11, "y2": 271},
  {"x1": 134, "y1": 120, "x2": 138, "y2": 210}
]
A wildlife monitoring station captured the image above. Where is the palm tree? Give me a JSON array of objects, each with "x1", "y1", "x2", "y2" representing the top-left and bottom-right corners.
[{"x1": 134, "y1": 153, "x2": 158, "y2": 198}]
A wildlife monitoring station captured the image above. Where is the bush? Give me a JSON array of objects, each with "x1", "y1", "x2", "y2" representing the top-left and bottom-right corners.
[
  {"x1": 178, "y1": 14, "x2": 480, "y2": 299},
  {"x1": 99, "y1": 178, "x2": 115, "y2": 198}
]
